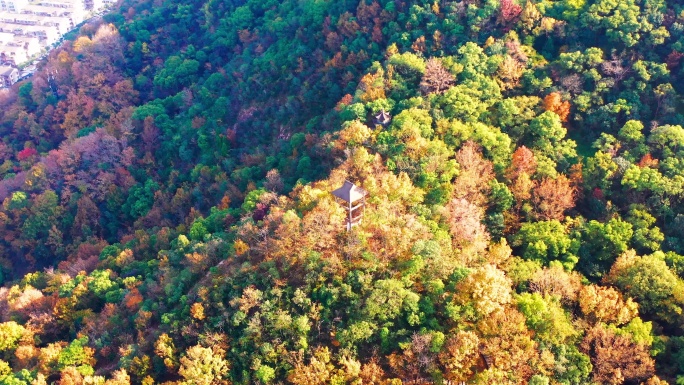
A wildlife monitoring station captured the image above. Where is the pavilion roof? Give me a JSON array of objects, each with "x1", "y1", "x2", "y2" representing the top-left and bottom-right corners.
[
  {"x1": 375, "y1": 109, "x2": 391, "y2": 125},
  {"x1": 332, "y1": 180, "x2": 367, "y2": 203}
]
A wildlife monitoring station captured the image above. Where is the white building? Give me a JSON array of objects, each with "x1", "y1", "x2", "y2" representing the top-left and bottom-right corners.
[
  {"x1": 14, "y1": 35, "x2": 40, "y2": 55},
  {"x1": 0, "y1": 64, "x2": 18, "y2": 86},
  {"x1": 0, "y1": 0, "x2": 29, "y2": 13},
  {"x1": 0, "y1": 44, "x2": 26, "y2": 64},
  {"x1": 0, "y1": 0, "x2": 105, "y2": 65},
  {"x1": 23, "y1": 3, "x2": 86, "y2": 26}
]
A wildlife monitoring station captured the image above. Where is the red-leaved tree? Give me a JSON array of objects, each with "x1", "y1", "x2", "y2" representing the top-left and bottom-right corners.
[
  {"x1": 17, "y1": 147, "x2": 37, "y2": 161},
  {"x1": 500, "y1": 0, "x2": 522, "y2": 24}
]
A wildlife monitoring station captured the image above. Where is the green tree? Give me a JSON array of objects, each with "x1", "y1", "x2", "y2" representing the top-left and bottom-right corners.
[
  {"x1": 364, "y1": 279, "x2": 420, "y2": 324},
  {"x1": 254, "y1": 365, "x2": 276, "y2": 384},
  {"x1": 626, "y1": 205, "x2": 664, "y2": 253},
  {"x1": 648, "y1": 125, "x2": 684, "y2": 159},
  {"x1": 0, "y1": 322, "x2": 25, "y2": 352},
  {"x1": 57, "y1": 337, "x2": 94, "y2": 371},
  {"x1": 153, "y1": 56, "x2": 201, "y2": 93},
  {"x1": 579, "y1": 218, "x2": 634, "y2": 278},
  {"x1": 513, "y1": 220, "x2": 580, "y2": 270},
  {"x1": 529, "y1": 111, "x2": 577, "y2": 166},
  {"x1": 605, "y1": 250, "x2": 684, "y2": 325},
  {"x1": 517, "y1": 292, "x2": 576, "y2": 345},
  {"x1": 582, "y1": 0, "x2": 660, "y2": 47},
  {"x1": 549, "y1": 344, "x2": 593, "y2": 384}
]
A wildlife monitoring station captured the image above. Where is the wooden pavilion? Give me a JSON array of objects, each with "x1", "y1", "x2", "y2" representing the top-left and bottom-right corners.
[
  {"x1": 374, "y1": 109, "x2": 391, "y2": 126},
  {"x1": 332, "y1": 181, "x2": 367, "y2": 231}
]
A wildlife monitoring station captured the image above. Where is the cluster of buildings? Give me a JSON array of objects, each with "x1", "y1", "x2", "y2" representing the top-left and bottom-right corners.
[{"x1": 0, "y1": 0, "x2": 111, "y2": 86}]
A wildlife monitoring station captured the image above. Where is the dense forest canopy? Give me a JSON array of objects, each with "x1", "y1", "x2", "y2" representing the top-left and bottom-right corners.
[{"x1": 0, "y1": 0, "x2": 684, "y2": 383}]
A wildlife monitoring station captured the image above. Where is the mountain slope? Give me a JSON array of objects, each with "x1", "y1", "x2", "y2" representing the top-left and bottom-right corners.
[{"x1": 0, "y1": 0, "x2": 684, "y2": 384}]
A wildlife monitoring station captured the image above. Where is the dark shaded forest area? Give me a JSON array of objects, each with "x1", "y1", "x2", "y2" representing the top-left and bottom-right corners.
[{"x1": 1, "y1": 0, "x2": 684, "y2": 383}]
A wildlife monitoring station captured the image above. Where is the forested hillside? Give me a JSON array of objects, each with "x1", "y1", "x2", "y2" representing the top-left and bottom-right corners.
[{"x1": 0, "y1": 0, "x2": 684, "y2": 383}]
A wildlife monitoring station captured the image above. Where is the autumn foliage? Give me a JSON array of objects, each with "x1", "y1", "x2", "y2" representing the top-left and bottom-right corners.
[
  {"x1": 420, "y1": 58, "x2": 455, "y2": 94},
  {"x1": 17, "y1": 148, "x2": 37, "y2": 161},
  {"x1": 0, "y1": 0, "x2": 682, "y2": 383},
  {"x1": 499, "y1": 0, "x2": 523, "y2": 24},
  {"x1": 543, "y1": 92, "x2": 571, "y2": 122}
]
